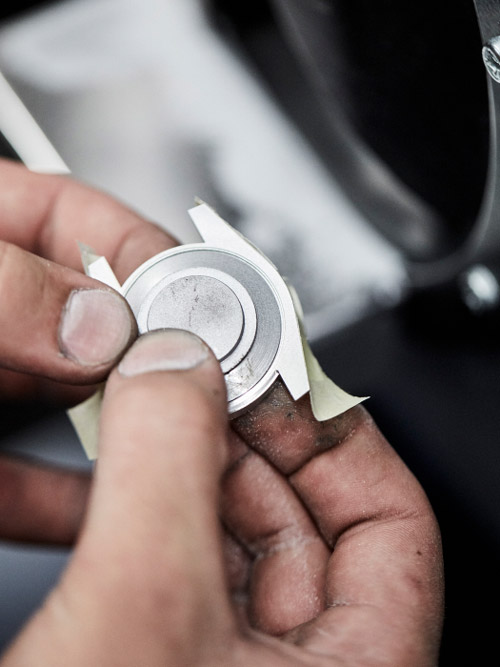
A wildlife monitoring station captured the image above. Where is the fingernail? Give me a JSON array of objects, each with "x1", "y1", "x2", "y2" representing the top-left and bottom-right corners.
[
  {"x1": 118, "y1": 329, "x2": 209, "y2": 377},
  {"x1": 59, "y1": 289, "x2": 135, "y2": 366}
]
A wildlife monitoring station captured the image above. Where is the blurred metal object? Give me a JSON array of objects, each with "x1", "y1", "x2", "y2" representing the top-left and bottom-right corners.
[
  {"x1": 260, "y1": 0, "x2": 488, "y2": 277},
  {"x1": 92, "y1": 203, "x2": 310, "y2": 416},
  {"x1": 471, "y1": 1, "x2": 500, "y2": 280},
  {"x1": 460, "y1": 264, "x2": 500, "y2": 314},
  {"x1": 482, "y1": 36, "x2": 500, "y2": 82},
  {"x1": 211, "y1": 0, "x2": 500, "y2": 287}
]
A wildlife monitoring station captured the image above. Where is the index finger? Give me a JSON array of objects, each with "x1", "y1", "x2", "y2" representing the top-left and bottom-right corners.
[{"x1": 0, "y1": 159, "x2": 177, "y2": 281}]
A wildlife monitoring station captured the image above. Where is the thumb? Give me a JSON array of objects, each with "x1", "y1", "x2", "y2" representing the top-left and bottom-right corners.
[{"x1": 4, "y1": 330, "x2": 235, "y2": 667}]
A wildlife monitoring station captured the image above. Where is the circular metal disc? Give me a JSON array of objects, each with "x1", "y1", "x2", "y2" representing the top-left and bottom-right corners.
[{"x1": 122, "y1": 246, "x2": 282, "y2": 414}]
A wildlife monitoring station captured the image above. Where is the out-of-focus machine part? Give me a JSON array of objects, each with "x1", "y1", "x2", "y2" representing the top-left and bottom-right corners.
[{"x1": 206, "y1": 0, "x2": 500, "y2": 304}]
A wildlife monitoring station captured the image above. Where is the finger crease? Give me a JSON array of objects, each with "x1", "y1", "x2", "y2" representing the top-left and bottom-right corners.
[
  {"x1": 286, "y1": 424, "x2": 363, "y2": 477},
  {"x1": 333, "y1": 506, "x2": 424, "y2": 547},
  {"x1": 253, "y1": 532, "x2": 324, "y2": 560}
]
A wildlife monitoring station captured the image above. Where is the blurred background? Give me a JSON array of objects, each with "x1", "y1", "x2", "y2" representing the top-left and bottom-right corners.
[{"x1": 0, "y1": 1, "x2": 499, "y2": 663}]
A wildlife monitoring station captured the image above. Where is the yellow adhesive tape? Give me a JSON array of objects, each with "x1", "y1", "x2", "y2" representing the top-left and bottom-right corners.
[{"x1": 67, "y1": 385, "x2": 103, "y2": 460}]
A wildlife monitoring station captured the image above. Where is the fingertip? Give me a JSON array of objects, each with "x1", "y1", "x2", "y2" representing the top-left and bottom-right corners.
[
  {"x1": 108, "y1": 328, "x2": 227, "y2": 408},
  {"x1": 58, "y1": 287, "x2": 137, "y2": 370},
  {"x1": 117, "y1": 328, "x2": 211, "y2": 377},
  {"x1": 104, "y1": 329, "x2": 228, "y2": 432}
]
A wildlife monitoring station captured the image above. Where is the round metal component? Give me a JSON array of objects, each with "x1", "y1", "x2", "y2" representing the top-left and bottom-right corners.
[
  {"x1": 121, "y1": 245, "x2": 282, "y2": 415},
  {"x1": 135, "y1": 265, "x2": 258, "y2": 374},
  {"x1": 146, "y1": 274, "x2": 243, "y2": 362}
]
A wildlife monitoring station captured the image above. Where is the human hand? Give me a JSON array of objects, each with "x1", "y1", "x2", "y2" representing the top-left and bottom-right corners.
[
  {"x1": 2, "y1": 328, "x2": 444, "y2": 666},
  {"x1": 0, "y1": 158, "x2": 176, "y2": 544}
]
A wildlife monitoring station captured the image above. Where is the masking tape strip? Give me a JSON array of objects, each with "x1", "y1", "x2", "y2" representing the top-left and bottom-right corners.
[
  {"x1": 67, "y1": 385, "x2": 103, "y2": 461},
  {"x1": 287, "y1": 282, "x2": 368, "y2": 422}
]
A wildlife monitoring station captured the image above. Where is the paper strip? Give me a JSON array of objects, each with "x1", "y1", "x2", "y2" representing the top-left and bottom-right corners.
[
  {"x1": 67, "y1": 386, "x2": 104, "y2": 460},
  {"x1": 286, "y1": 282, "x2": 368, "y2": 421},
  {"x1": 302, "y1": 338, "x2": 367, "y2": 421}
]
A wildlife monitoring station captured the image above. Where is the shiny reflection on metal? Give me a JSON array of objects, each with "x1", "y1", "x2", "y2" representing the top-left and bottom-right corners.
[
  {"x1": 460, "y1": 264, "x2": 500, "y2": 313},
  {"x1": 482, "y1": 37, "x2": 500, "y2": 83},
  {"x1": 120, "y1": 204, "x2": 310, "y2": 416}
]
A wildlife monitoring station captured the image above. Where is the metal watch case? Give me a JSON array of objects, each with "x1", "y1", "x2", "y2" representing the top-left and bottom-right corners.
[{"x1": 88, "y1": 203, "x2": 310, "y2": 416}]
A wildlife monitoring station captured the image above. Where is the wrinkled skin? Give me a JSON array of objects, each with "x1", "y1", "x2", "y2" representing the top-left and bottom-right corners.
[{"x1": 0, "y1": 160, "x2": 443, "y2": 666}]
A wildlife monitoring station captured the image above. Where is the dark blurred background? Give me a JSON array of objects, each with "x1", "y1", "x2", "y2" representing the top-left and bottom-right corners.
[{"x1": 1, "y1": 1, "x2": 499, "y2": 664}]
